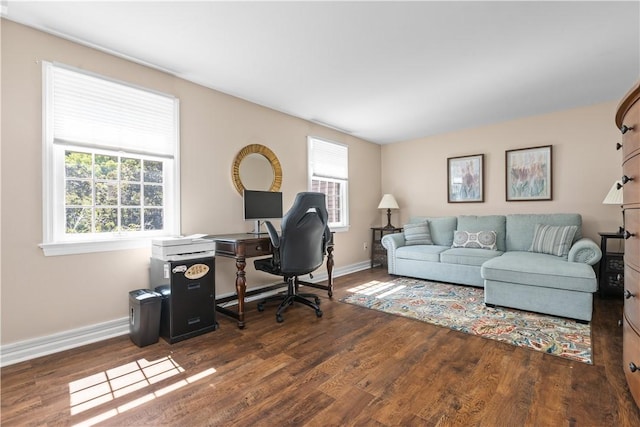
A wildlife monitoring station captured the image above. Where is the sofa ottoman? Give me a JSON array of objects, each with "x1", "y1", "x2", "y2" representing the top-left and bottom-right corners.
[{"x1": 482, "y1": 251, "x2": 598, "y2": 322}]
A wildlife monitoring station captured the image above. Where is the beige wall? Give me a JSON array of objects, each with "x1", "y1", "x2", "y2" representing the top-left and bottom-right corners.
[
  {"x1": 1, "y1": 18, "x2": 626, "y2": 348},
  {"x1": 380, "y1": 101, "x2": 625, "y2": 242},
  {"x1": 0, "y1": 20, "x2": 382, "y2": 345}
]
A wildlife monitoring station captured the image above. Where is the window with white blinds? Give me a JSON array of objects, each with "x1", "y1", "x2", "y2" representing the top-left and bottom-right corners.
[
  {"x1": 41, "y1": 62, "x2": 180, "y2": 256},
  {"x1": 308, "y1": 136, "x2": 349, "y2": 230}
]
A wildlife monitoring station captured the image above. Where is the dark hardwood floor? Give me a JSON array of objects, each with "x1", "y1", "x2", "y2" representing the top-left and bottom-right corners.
[{"x1": 2, "y1": 268, "x2": 640, "y2": 426}]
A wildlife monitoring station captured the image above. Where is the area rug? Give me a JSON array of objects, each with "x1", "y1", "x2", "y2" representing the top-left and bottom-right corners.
[{"x1": 340, "y1": 277, "x2": 592, "y2": 364}]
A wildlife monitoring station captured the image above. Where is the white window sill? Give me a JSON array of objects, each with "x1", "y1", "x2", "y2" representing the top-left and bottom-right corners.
[{"x1": 40, "y1": 238, "x2": 152, "y2": 256}]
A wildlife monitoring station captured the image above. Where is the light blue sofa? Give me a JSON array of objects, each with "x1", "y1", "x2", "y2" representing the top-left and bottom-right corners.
[{"x1": 381, "y1": 214, "x2": 602, "y2": 321}]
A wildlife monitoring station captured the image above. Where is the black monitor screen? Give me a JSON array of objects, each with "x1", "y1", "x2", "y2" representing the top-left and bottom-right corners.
[{"x1": 243, "y1": 190, "x2": 283, "y2": 220}]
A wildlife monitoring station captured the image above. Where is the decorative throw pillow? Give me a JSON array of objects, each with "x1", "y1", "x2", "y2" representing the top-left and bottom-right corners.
[
  {"x1": 403, "y1": 221, "x2": 433, "y2": 246},
  {"x1": 529, "y1": 224, "x2": 578, "y2": 257},
  {"x1": 452, "y1": 230, "x2": 497, "y2": 250}
]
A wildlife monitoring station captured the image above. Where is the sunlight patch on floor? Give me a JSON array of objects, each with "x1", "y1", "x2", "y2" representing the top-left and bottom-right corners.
[
  {"x1": 376, "y1": 285, "x2": 406, "y2": 298},
  {"x1": 69, "y1": 355, "x2": 216, "y2": 427},
  {"x1": 347, "y1": 280, "x2": 405, "y2": 298}
]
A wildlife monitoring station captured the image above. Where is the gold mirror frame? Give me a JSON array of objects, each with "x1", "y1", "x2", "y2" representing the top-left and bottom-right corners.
[{"x1": 231, "y1": 144, "x2": 283, "y2": 195}]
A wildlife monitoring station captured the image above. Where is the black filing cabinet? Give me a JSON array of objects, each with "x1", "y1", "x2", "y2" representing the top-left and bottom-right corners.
[{"x1": 150, "y1": 256, "x2": 217, "y2": 343}]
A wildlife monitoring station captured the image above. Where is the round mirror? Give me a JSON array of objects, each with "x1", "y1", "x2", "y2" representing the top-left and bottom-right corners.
[
  {"x1": 231, "y1": 144, "x2": 282, "y2": 195},
  {"x1": 239, "y1": 153, "x2": 274, "y2": 190}
]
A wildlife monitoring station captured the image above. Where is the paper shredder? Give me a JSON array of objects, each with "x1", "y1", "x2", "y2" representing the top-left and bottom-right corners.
[{"x1": 128, "y1": 289, "x2": 162, "y2": 347}]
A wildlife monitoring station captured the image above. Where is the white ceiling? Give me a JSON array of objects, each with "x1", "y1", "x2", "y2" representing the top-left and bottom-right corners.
[{"x1": 3, "y1": 1, "x2": 639, "y2": 144}]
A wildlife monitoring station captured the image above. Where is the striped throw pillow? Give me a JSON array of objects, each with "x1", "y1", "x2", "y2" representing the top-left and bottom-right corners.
[
  {"x1": 529, "y1": 224, "x2": 578, "y2": 257},
  {"x1": 403, "y1": 221, "x2": 433, "y2": 246}
]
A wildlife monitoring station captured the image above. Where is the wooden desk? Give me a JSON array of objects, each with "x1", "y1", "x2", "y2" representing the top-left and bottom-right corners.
[{"x1": 206, "y1": 233, "x2": 334, "y2": 328}]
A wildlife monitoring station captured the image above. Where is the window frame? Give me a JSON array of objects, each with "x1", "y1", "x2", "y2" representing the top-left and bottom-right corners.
[
  {"x1": 40, "y1": 62, "x2": 181, "y2": 256},
  {"x1": 307, "y1": 136, "x2": 349, "y2": 232}
]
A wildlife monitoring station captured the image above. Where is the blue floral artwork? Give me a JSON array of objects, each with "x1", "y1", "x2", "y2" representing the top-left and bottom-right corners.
[
  {"x1": 506, "y1": 145, "x2": 552, "y2": 201},
  {"x1": 448, "y1": 154, "x2": 484, "y2": 203}
]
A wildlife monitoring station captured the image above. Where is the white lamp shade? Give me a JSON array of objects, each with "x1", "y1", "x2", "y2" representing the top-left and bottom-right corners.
[
  {"x1": 378, "y1": 194, "x2": 399, "y2": 209},
  {"x1": 602, "y1": 181, "x2": 623, "y2": 205}
]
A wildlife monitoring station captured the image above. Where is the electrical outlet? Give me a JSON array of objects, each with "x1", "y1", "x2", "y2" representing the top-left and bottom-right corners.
[{"x1": 363, "y1": 242, "x2": 368, "y2": 251}]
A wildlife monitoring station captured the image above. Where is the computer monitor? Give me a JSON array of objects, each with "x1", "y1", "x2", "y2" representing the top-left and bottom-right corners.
[{"x1": 243, "y1": 190, "x2": 283, "y2": 234}]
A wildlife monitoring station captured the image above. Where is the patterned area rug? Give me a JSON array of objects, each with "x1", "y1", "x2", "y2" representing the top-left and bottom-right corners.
[{"x1": 340, "y1": 277, "x2": 592, "y2": 364}]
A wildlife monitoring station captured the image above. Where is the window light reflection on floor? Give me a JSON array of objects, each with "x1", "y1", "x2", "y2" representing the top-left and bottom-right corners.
[
  {"x1": 347, "y1": 280, "x2": 406, "y2": 298},
  {"x1": 68, "y1": 355, "x2": 216, "y2": 427}
]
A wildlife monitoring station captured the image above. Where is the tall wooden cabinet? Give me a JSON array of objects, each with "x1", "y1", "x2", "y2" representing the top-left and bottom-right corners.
[{"x1": 616, "y1": 80, "x2": 640, "y2": 408}]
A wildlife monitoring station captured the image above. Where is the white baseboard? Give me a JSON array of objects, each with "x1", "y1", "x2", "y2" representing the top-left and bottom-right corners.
[
  {"x1": 0, "y1": 317, "x2": 130, "y2": 368},
  {"x1": 0, "y1": 261, "x2": 371, "y2": 367}
]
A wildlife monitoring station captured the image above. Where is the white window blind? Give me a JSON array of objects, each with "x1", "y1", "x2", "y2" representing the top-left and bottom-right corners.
[
  {"x1": 50, "y1": 64, "x2": 177, "y2": 156},
  {"x1": 308, "y1": 137, "x2": 348, "y2": 180}
]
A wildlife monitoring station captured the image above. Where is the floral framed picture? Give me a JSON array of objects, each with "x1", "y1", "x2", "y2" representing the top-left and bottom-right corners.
[
  {"x1": 447, "y1": 154, "x2": 484, "y2": 203},
  {"x1": 505, "y1": 145, "x2": 552, "y2": 201}
]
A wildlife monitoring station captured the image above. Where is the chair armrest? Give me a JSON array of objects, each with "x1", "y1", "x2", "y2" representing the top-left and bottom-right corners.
[
  {"x1": 568, "y1": 238, "x2": 602, "y2": 265},
  {"x1": 381, "y1": 232, "x2": 405, "y2": 274},
  {"x1": 264, "y1": 221, "x2": 280, "y2": 248}
]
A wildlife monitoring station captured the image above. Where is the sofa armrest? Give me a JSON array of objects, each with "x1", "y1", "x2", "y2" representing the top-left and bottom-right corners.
[
  {"x1": 381, "y1": 232, "x2": 405, "y2": 274},
  {"x1": 568, "y1": 238, "x2": 602, "y2": 265}
]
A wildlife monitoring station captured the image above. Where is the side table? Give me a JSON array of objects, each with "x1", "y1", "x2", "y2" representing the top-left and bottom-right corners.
[
  {"x1": 371, "y1": 226, "x2": 402, "y2": 268},
  {"x1": 598, "y1": 231, "x2": 625, "y2": 297}
]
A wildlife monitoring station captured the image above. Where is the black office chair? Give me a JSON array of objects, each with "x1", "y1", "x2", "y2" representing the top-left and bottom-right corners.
[{"x1": 254, "y1": 192, "x2": 331, "y2": 323}]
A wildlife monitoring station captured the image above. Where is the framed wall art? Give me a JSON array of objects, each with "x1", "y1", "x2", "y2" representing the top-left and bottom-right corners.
[
  {"x1": 447, "y1": 154, "x2": 484, "y2": 203},
  {"x1": 505, "y1": 145, "x2": 552, "y2": 201}
]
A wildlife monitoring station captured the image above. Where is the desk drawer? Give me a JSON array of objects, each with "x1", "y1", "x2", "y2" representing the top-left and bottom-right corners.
[
  {"x1": 245, "y1": 241, "x2": 272, "y2": 257},
  {"x1": 214, "y1": 239, "x2": 272, "y2": 258},
  {"x1": 214, "y1": 241, "x2": 239, "y2": 257}
]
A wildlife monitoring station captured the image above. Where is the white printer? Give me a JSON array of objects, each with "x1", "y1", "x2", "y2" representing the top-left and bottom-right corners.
[{"x1": 151, "y1": 234, "x2": 215, "y2": 261}]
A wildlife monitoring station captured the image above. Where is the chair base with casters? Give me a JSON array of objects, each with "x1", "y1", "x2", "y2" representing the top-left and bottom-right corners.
[{"x1": 256, "y1": 275, "x2": 323, "y2": 323}]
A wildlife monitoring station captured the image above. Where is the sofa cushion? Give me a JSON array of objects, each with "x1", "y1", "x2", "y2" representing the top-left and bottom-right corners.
[
  {"x1": 452, "y1": 230, "x2": 497, "y2": 250},
  {"x1": 506, "y1": 213, "x2": 582, "y2": 252},
  {"x1": 481, "y1": 251, "x2": 597, "y2": 292},
  {"x1": 409, "y1": 216, "x2": 457, "y2": 246},
  {"x1": 441, "y1": 247, "x2": 503, "y2": 267},
  {"x1": 456, "y1": 215, "x2": 506, "y2": 251},
  {"x1": 529, "y1": 224, "x2": 578, "y2": 257},
  {"x1": 403, "y1": 221, "x2": 433, "y2": 245},
  {"x1": 396, "y1": 245, "x2": 449, "y2": 262}
]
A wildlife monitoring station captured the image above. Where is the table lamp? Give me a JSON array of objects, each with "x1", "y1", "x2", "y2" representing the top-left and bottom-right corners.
[
  {"x1": 603, "y1": 180, "x2": 624, "y2": 233},
  {"x1": 378, "y1": 194, "x2": 399, "y2": 229}
]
